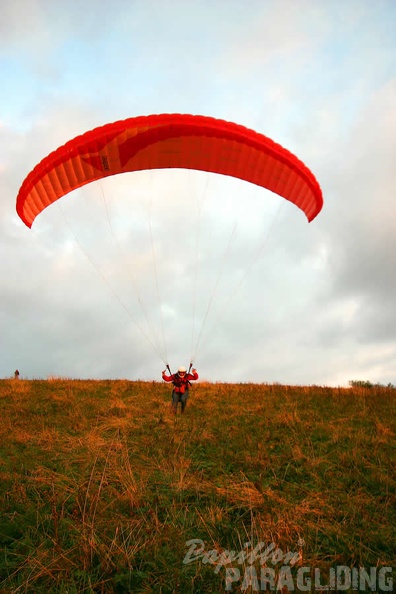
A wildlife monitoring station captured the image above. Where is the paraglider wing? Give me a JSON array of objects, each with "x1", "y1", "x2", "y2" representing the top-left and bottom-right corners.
[{"x1": 16, "y1": 113, "x2": 323, "y2": 228}]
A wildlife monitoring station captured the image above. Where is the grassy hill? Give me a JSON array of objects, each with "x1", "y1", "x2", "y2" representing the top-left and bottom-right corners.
[{"x1": 0, "y1": 379, "x2": 394, "y2": 593}]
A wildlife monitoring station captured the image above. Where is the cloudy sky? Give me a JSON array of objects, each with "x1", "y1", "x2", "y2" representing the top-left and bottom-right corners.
[{"x1": 1, "y1": 0, "x2": 395, "y2": 386}]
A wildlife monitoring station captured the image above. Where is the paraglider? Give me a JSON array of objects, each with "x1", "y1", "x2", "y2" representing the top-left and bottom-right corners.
[
  {"x1": 16, "y1": 113, "x2": 323, "y2": 228},
  {"x1": 162, "y1": 365, "x2": 199, "y2": 414},
  {"x1": 16, "y1": 113, "x2": 323, "y2": 373}
]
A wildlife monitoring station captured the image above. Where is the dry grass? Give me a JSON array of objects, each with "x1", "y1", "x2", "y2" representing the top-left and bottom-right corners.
[{"x1": 0, "y1": 379, "x2": 394, "y2": 592}]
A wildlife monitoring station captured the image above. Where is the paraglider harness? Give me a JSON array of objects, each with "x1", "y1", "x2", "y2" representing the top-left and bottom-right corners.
[
  {"x1": 166, "y1": 365, "x2": 192, "y2": 397},
  {"x1": 172, "y1": 374, "x2": 191, "y2": 395}
]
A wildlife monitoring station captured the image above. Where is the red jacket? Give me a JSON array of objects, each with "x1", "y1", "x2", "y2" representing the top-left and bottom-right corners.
[{"x1": 162, "y1": 370, "x2": 199, "y2": 393}]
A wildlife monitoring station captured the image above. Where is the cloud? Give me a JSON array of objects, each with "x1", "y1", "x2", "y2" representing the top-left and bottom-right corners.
[
  {"x1": 1, "y1": 0, "x2": 396, "y2": 385},
  {"x1": 322, "y1": 80, "x2": 396, "y2": 321}
]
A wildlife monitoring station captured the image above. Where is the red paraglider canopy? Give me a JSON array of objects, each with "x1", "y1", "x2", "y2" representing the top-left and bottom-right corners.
[{"x1": 16, "y1": 113, "x2": 323, "y2": 227}]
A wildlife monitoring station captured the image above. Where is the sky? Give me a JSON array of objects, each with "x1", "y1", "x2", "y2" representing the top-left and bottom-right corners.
[{"x1": 1, "y1": 0, "x2": 396, "y2": 386}]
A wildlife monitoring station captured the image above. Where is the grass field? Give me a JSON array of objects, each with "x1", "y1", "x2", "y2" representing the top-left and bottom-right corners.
[{"x1": 0, "y1": 378, "x2": 394, "y2": 593}]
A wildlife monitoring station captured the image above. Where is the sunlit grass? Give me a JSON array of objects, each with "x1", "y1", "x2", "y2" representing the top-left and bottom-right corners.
[{"x1": 0, "y1": 379, "x2": 394, "y2": 592}]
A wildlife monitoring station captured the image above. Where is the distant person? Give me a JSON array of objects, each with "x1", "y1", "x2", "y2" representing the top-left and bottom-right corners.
[
  {"x1": 14, "y1": 369, "x2": 20, "y2": 380},
  {"x1": 162, "y1": 366, "x2": 199, "y2": 413}
]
